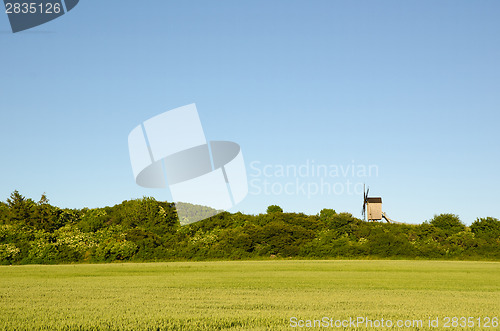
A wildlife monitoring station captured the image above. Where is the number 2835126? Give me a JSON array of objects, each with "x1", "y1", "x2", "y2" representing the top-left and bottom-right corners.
[{"x1": 5, "y1": 2, "x2": 62, "y2": 14}]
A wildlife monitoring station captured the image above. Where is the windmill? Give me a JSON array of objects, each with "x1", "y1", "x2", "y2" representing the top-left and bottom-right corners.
[{"x1": 362, "y1": 185, "x2": 394, "y2": 223}]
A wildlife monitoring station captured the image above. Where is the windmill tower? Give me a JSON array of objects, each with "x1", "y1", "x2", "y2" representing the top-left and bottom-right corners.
[{"x1": 362, "y1": 185, "x2": 394, "y2": 223}]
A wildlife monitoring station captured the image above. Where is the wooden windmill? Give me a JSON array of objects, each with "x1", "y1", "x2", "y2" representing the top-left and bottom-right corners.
[{"x1": 362, "y1": 185, "x2": 394, "y2": 223}]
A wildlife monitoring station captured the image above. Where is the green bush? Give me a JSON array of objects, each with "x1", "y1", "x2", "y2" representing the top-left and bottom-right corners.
[
  {"x1": 471, "y1": 217, "x2": 500, "y2": 240},
  {"x1": 430, "y1": 214, "x2": 466, "y2": 234},
  {"x1": 266, "y1": 205, "x2": 283, "y2": 214}
]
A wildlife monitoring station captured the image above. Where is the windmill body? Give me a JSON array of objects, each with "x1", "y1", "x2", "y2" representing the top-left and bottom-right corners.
[{"x1": 366, "y1": 197, "x2": 382, "y2": 221}]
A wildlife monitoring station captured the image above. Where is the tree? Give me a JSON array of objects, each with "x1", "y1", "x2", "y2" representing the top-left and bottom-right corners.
[
  {"x1": 429, "y1": 214, "x2": 465, "y2": 234},
  {"x1": 319, "y1": 209, "x2": 337, "y2": 226},
  {"x1": 325, "y1": 212, "x2": 359, "y2": 236},
  {"x1": 267, "y1": 205, "x2": 283, "y2": 214},
  {"x1": 0, "y1": 202, "x2": 9, "y2": 224},
  {"x1": 319, "y1": 208, "x2": 336, "y2": 219},
  {"x1": 112, "y1": 198, "x2": 178, "y2": 235},
  {"x1": 471, "y1": 217, "x2": 500, "y2": 240},
  {"x1": 6, "y1": 190, "x2": 35, "y2": 226},
  {"x1": 78, "y1": 208, "x2": 107, "y2": 233},
  {"x1": 139, "y1": 197, "x2": 177, "y2": 234},
  {"x1": 32, "y1": 193, "x2": 61, "y2": 232}
]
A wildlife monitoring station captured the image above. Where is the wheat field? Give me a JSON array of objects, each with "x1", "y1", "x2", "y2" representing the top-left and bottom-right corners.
[{"x1": 0, "y1": 260, "x2": 498, "y2": 330}]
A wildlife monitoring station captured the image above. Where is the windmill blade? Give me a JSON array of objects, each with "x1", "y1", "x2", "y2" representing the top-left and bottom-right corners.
[
  {"x1": 362, "y1": 184, "x2": 366, "y2": 216},
  {"x1": 363, "y1": 186, "x2": 369, "y2": 221}
]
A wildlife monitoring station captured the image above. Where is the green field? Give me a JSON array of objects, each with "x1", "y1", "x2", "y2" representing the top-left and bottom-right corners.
[{"x1": 0, "y1": 260, "x2": 498, "y2": 330}]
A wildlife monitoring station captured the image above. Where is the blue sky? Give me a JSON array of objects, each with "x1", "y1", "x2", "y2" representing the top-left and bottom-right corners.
[{"x1": 0, "y1": 1, "x2": 499, "y2": 224}]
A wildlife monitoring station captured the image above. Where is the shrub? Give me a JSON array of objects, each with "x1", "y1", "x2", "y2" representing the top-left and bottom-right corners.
[
  {"x1": 430, "y1": 214, "x2": 465, "y2": 234},
  {"x1": 266, "y1": 205, "x2": 283, "y2": 214}
]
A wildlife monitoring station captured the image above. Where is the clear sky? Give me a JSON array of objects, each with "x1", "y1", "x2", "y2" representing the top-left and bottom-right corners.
[{"x1": 1, "y1": 1, "x2": 499, "y2": 225}]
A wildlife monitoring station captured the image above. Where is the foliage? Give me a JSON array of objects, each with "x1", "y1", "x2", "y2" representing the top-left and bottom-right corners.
[
  {"x1": 471, "y1": 217, "x2": 500, "y2": 239},
  {"x1": 429, "y1": 213, "x2": 466, "y2": 234},
  {"x1": 0, "y1": 191, "x2": 498, "y2": 264},
  {"x1": 266, "y1": 205, "x2": 283, "y2": 214},
  {"x1": 318, "y1": 208, "x2": 336, "y2": 222},
  {"x1": 175, "y1": 202, "x2": 223, "y2": 225},
  {"x1": 6, "y1": 190, "x2": 35, "y2": 226}
]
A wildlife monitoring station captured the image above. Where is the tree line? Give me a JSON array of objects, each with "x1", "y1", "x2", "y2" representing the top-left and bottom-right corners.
[{"x1": 0, "y1": 191, "x2": 499, "y2": 264}]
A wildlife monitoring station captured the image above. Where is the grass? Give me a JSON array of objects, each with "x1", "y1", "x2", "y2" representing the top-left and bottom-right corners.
[{"x1": 0, "y1": 260, "x2": 499, "y2": 330}]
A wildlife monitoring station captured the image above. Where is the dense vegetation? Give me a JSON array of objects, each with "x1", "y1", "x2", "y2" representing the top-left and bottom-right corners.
[{"x1": 0, "y1": 191, "x2": 499, "y2": 264}]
